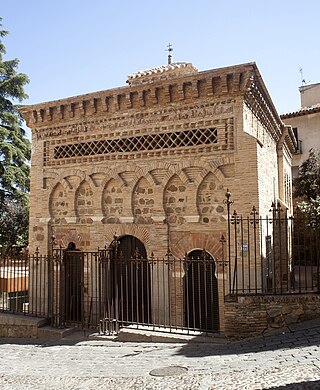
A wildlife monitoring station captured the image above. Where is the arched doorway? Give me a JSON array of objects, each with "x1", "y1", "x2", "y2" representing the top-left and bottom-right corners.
[
  {"x1": 185, "y1": 250, "x2": 219, "y2": 332},
  {"x1": 116, "y1": 235, "x2": 150, "y2": 325},
  {"x1": 62, "y1": 242, "x2": 84, "y2": 324}
]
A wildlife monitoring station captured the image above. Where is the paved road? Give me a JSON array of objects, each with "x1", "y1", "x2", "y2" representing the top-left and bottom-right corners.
[{"x1": 1, "y1": 320, "x2": 320, "y2": 389}]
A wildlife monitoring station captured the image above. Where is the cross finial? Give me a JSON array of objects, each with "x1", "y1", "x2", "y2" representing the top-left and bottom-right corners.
[{"x1": 166, "y1": 43, "x2": 173, "y2": 65}]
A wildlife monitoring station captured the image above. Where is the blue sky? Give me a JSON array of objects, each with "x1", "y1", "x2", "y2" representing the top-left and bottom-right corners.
[{"x1": 1, "y1": 0, "x2": 320, "y2": 115}]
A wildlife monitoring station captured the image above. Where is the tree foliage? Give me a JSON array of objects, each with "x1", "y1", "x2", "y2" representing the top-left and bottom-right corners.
[
  {"x1": 293, "y1": 148, "x2": 320, "y2": 201},
  {"x1": 0, "y1": 17, "x2": 30, "y2": 207},
  {"x1": 0, "y1": 18, "x2": 30, "y2": 252},
  {"x1": 0, "y1": 199, "x2": 29, "y2": 254},
  {"x1": 293, "y1": 148, "x2": 320, "y2": 219}
]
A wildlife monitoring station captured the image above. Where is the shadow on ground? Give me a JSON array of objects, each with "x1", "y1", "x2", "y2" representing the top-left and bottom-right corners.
[
  {"x1": 1, "y1": 318, "x2": 320, "y2": 356},
  {"x1": 0, "y1": 329, "x2": 90, "y2": 347},
  {"x1": 175, "y1": 318, "x2": 320, "y2": 357},
  {"x1": 267, "y1": 379, "x2": 320, "y2": 389}
]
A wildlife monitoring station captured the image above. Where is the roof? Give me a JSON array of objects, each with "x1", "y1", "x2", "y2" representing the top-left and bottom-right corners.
[
  {"x1": 126, "y1": 62, "x2": 198, "y2": 86},
  {"x1": 19, "y1": 61, "x2": 284, "y2": 141},
  {"x1": 19, "y1": 62, "x2": 274, "y2": 110},
  {"x1": 280, "y1": 103, "x2": 320, "y2": 119}
]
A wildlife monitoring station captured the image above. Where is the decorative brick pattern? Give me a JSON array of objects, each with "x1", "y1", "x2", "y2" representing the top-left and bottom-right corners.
[
  {"x1": 164, "y1": 175, "x2": 187, "y2": 225},
  {"x1": 54, "y1": 127, "x2": 218, "y2": 160},
  {"x1": 197, "y1": 173, "x2": 226, "y2": 224},
  {"x1": 20, "y1": 62, "x2": 297, "y2": 336},
  {"x1": 133, "y1": 177, "x2": 154, "y2": 224},
  {"x1": 102, "y1": 179, "x2": 123, "y2": 224},
  {"x1": 49, "y1": 183, "x2": 69, "y2": 223},
  {"x1": 75, "y1": 181, "x2": 94, "y2": 222}
]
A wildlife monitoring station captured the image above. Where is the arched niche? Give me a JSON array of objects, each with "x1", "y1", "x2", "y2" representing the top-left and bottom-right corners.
[
  {"x1": 49, "y1": 183, "x2": 69, "y2": 223},
  {"x1": 164, "y1": 174, "x2": 187, "y2": 225},
  {"x1": 133, "y1": 177, "x2": 154, "y2": 224},
  {"x1": 75, "y1": 180, "x2": 94, "y2": 222},
  {"x1": 102, "y1": 178, "x2": 123, "y2": 223},
  {"x1": 197, "y1": 173, "x2": 226, "y2": 224}
]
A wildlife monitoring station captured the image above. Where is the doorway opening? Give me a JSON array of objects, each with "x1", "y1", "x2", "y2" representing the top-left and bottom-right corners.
[
  {"x1": 185, "y1": 249, "x2": 219, "y2": 332},
  {"x1": 116, "y1": 235, "x2": 151, "y2": 324},
  {"x1": 62, "y1": 242, "x2": 83, "y2": 323}
]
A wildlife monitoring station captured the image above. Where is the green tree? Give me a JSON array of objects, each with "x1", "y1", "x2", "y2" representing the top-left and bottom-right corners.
[
  {"x1": 293, "y1": 148, "x2": 320, "y2": 201},
  {"x1": 0, "y1": 18, "x2": 30, "y2": 253},
  {"x1": 0, "y1": 17, "x2": 30, "y2": 206},
  {"x1": 0, "y1": 199, "x2": 29, "y2": 254},
  {"x1": 293, "y1": 148, "x2": 320, "y2": 218}
]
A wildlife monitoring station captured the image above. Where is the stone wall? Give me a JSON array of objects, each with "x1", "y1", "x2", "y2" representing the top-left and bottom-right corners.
[
  {"x1": 224, "y1": 294, "x2": 320, "y2": 338},
  {"x1": 0, "y1": 313, "x2": 47, "y2": 338}
]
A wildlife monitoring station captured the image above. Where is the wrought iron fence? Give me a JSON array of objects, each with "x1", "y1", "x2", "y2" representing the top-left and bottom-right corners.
[
  {"x1": 0, "y1": 247, "x2": 220, "y2": 334},
  {"x1": 222, "y1": 192, "x2": 320, "y2": 296},
  {"x1": 0, "y1": 198, "x2": 319, "y2": 333},
  {"x1": 0, "y1": 252, "x2": 47, "y2": 316},
  {"x1": 98, "y1": 249, "x2": 219, "y2": 335}
]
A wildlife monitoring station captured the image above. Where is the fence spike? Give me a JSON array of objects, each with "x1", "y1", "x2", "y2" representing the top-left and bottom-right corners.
[
  {"x1": 224, "y1": 189, "x2": 233, "y2": 206},
  {"x1": 220, "y1": 234, "x2": 226, "y2": 242}
]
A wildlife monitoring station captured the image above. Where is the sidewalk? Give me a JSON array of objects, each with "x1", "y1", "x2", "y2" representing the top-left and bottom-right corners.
[{"x1": 1, "y1": 319, "x2": 320, "y2": 389}]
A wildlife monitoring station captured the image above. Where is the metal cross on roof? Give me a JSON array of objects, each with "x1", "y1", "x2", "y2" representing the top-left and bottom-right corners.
[{"x1": 166, "y1": 43, "x2": 173, "y2": 65}]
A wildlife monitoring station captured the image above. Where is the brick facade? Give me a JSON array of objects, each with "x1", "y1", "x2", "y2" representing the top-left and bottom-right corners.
[{"x1": 20, "y1": 61, "x2": 296, "y2": 334}]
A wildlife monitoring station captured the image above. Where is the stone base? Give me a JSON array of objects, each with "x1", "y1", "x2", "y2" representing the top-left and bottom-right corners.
[
  {"x1": 0, "y1": 313, "x2": 47, "y2": 338},
  {"x1": 223, "y1": 294, "x2": 320, "y2": 338}
]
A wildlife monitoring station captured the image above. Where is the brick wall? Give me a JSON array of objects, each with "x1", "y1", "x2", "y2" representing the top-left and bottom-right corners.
[
  {"x1": 21, "y1": 62, "x2": 290, "y2": 257},
  {"x1": 224, "y1": 294, "x2": 320, "y2": 338},
  {"x1": 20, "y1": 62, "x2": 297, "y2": 332}
]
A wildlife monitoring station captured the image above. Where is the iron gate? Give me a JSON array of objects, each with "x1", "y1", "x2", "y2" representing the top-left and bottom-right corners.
[
  {"x1": 47, "y1": 239, "x2": 220, "y2": 334},
  {"x1": 98, "y1": 239, "x2": 220, "y2": 335},
  {"x1": 221, "y1": 191, "x2": 320, "y2": 296}
]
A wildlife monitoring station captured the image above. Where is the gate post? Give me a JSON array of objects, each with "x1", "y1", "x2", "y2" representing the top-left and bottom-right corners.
[
  {"x1": 224, "y1": 190, "x2": 233, "y2": 295},
  {"x1": 111, "y1": 236, "x2": 120, "y2": 333},
  {"x1": 219, "y1": 234, "x2": 226, "y2": 297},
  {"x1": 48, "y1": 232, "x2": 56, "y2": 325}
]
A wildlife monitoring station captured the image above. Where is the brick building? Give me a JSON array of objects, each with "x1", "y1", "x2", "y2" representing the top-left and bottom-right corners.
[{"x1": 20, "y1": 61, "x2": 296, "y2": 333}]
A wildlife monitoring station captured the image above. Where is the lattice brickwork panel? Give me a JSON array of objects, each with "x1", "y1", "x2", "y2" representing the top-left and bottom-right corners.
[{"x1": 54, "y1": 128, "x2": 217, "y2": 160}]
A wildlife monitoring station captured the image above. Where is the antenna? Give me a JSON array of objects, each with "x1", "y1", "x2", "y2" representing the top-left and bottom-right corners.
[
  {"x1": 299, "y1": 67, "x2": 310, "y2": 86},
  {"x1": 299, "y1": 67, "x2": 306, "y2": 85},
  {"x1": 166, "y1": 43, "x2": 173, "y2": 65}
]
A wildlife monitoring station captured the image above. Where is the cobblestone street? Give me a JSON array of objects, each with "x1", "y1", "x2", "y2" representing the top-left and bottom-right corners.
[{"x1": 1, "y1": 320, "x2": 320, "y2": 389}]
